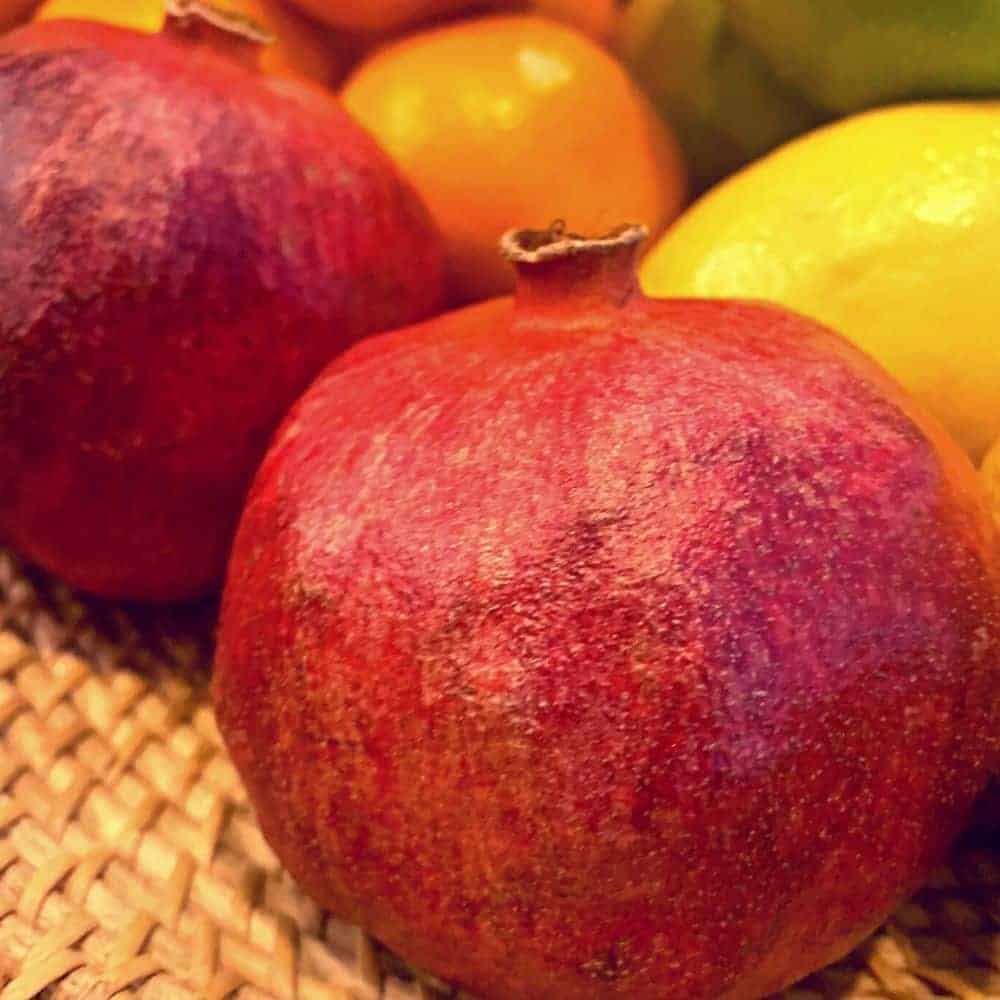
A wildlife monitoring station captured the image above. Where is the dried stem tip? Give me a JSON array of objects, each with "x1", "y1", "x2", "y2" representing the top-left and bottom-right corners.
[
  {"x1": 164, "y1": 0, "x2": 274, "y2": 45},
  {"x1": 500, "y1": 220, "x2": 649, "y2": 264}
]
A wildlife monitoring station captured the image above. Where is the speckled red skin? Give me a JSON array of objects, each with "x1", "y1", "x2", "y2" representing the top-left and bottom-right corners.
[
  {"x1": 215, "y1": 241, "x2": 1000, "y2": 1000},
  {"x1": 0, "y1": 20, "x2": 447, "y2": 601}
]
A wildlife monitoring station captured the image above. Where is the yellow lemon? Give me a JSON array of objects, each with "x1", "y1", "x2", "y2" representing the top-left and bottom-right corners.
[{"x1": 642, "y1": 102, "x2": 1000, "y2": 460}]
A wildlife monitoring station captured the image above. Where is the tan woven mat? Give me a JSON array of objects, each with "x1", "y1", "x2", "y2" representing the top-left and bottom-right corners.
[{"x1": 2, "y1": 547, "x2": 1000, "y2": 1000}]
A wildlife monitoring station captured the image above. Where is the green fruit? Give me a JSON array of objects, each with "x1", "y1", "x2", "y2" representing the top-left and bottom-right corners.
[
  {"x1": 620, "y1": 0, "x2": 1000, "y2": 190},
  {"x1": 730, "y1": 0, "x2": 1000, "y2": 114},
  {"x1": 619, "y1": 0, "x2": 821, "y2": 192}
]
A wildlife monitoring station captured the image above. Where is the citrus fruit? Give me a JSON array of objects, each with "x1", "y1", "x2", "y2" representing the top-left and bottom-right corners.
[
  {"x1": 620, "y1": 0, "x2": 1000, "y2": 190},
  {"x1": 342, "y1": 14, "x2": 686, "y2": 302},
  {"x1": 286, "y1": 0, "x2": 620, "y2": 39},
  {"x1": 641, "y1": 102, "x2": 1000, "y2": 460},
  {"x1": 35, "y1": 0, "x2": 347, "y2": 83}
]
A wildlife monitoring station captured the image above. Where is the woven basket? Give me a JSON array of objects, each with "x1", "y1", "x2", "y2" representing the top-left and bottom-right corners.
[{"x1": 1, "y1": 547, "x2": 1000, "y2": 1000}]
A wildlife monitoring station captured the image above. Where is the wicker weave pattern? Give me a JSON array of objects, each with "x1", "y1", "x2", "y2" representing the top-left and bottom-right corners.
[{"x1": 0, "y1": 547, "x2": 999, "y2": 1000}]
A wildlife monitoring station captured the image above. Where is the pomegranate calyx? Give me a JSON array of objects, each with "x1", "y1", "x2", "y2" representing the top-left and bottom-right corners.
[
  {"x1": 163, "y1": 0, "x2": 274, "y2": 50},
  {"x1": 500, "y1": 220, "x2": 648, "y2": 264},
  {"x1": 501, "y1": 220, "x2": 647, "y2": 311}
]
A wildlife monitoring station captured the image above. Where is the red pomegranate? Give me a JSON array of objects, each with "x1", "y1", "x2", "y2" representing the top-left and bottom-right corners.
[
  {"x1": 214, "y1": 224, "x2": 1000, "y2": 999},
  {"x1": 0, "y1": 2, "x2": 446, "y2": 600}
]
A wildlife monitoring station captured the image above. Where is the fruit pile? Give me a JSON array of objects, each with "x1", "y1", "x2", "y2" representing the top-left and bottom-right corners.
[{"x1": 1, "y1": 2, "x2": 999, "y2": 999}]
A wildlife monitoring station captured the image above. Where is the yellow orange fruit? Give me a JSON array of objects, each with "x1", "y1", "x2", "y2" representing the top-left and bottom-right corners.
[
  {"x1": 342, "y1": 14, "x2": 686, "y2": 302},
  {"x1": 642, "y1": 103, "x2": 1000, "y2": 460},
  {"x1": 35, "y1": 0, "x2": 347, "y2": 84}
]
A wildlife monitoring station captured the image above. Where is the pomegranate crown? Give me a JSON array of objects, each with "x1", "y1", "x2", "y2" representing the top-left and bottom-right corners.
[
  {"x1": 500, "y1": 220, "x2": 648, "y2": 264},
  {"x1": 164, "y1": 0, "x2": 274, "y2": 45}
]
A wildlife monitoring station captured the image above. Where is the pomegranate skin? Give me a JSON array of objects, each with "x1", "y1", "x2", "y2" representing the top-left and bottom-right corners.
[
  {"x1": 0, "y1": 19, "x2": 446, "y2": 600},
  {"x1": 215, "y1": 229, "x2": 1000, "y2": 999}
]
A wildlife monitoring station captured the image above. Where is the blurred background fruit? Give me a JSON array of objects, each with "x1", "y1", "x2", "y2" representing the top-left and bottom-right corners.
[
  {"x1": 729, "y1": 0, "x2": 1000, "y2": 115},
  {"x1": 285, "y1": 0, "x2": 621, "y2": 40},
  {"x1": 620, "y1": 0, "x2": 1000, "y2": 191},
  {"x1": 35, "y1": 0, "x2": 351, "y2": 83},
  {"x1": 36, "y1": 0, "x2": 160, "y2": 31},
  {"x1": 619, "y1": 0, "x2": 820, "y2": 193},
  {"x1": 286, "y1": 0, "x2": 471, "y2": 34},
  {"x1": 641, "y1": 102, "x2": 1000, "y2": 462},
  {"x1": 342, "y1": 13, "x2": 686, "y2": 302}
]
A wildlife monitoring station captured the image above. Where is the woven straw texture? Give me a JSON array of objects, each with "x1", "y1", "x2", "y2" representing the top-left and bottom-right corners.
[{"x1": 1, "y1": 547, "x2": 1000, "y2": 1000}]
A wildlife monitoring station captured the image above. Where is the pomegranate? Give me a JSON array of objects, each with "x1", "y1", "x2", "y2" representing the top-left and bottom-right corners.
[
  {"x1": 0, "y1": 2, "x2": 447, "y2": 600},
  {"x1": 214, "y1": 224, "x2": 1000, "y2": 1000}
]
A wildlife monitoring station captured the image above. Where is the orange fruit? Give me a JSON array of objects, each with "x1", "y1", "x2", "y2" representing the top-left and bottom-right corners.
[
  {"x1": 342, "y1": 14, "x2": 686, "y2": 302},
  {"x1": 34, "y1": 0, "x2": 348, "y2": 84},
  {"x1": 1, "y1": 0, "x2": 39, "y2": 32}
]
